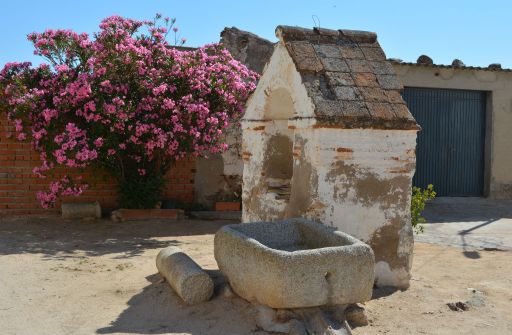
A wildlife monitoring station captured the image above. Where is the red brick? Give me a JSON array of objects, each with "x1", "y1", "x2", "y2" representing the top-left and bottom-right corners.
[{"x1": 0, "y1": 113, "x2": 195, "y2": 215}]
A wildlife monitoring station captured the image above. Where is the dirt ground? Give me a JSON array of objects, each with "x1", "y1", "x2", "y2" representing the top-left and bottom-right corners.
[{"x1": 0, "y1": 216, "x2": 511, "y2": 335}]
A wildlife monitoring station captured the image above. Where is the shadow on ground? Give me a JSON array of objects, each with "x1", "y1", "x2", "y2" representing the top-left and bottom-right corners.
[
  {"x1": 0, "y1": 216, "x2": 229, "y2": 259},
  {"x1": 96, "y1": 274, "x2": 264, "y2": 335},
  {"x1": 422, "y1": 197, "x2": 512, "y2": 223},
  {"x1": 417, "y1": 197, "x2": 512, "y2": 258},
  {"x1": 371, "y1": 286, "x2": 400, "y2": 300}
]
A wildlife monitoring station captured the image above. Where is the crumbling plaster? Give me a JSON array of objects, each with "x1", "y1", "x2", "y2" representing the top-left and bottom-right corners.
[{"x1": 242, "y1": 40, "x2": 417, "y2": 288}]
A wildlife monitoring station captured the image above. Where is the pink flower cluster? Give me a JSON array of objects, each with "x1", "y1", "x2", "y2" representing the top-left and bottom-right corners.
[
  {"x1": 0, "y1": 15, "x2": 258, "y2": 208},
  {"x1": 36, "y1": 177, "x2": 88, "y2": 209}
]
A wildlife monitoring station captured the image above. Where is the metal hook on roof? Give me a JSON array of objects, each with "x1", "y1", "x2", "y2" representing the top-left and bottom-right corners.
[
  {"x1": 312, "y1": 15, "x2": 321, "y2": 30},
  {"x1": 312, "y1": 15, "x2": 322, "y2": 43}
]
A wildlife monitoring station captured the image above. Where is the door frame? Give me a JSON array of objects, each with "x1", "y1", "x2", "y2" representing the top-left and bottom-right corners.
[{"x1": 404, "y1": 86, "x2": 492, "y2": 197}]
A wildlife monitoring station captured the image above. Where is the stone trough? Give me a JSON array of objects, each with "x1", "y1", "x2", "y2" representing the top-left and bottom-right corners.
[{"x1": 214, "y1": 218, "x2": 375, "y2": 309}]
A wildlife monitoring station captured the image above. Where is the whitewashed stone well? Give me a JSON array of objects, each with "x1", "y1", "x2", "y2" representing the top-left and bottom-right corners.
[{"x1": 242, "y1": 26, "x2": 420, "y2": 288}]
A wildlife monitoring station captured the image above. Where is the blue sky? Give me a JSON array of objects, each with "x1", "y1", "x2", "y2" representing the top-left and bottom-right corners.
[{"x1": 1, "y1": 0, "x2": 510, "y2": 68}]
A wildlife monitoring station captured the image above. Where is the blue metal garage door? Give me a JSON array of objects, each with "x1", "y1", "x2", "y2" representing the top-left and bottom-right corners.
[{"x1": 403, "y1": 87, "x2": 486, "y2": 196}]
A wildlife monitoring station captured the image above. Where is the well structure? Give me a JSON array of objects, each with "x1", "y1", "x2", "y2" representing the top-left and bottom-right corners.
[{"x1": 241, "y1": 25, "x2": 420, "y2": 288}]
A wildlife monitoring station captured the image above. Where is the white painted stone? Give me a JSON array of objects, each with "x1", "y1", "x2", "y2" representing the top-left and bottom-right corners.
[
  {"x1": 374, "y1": 261, "x2": 411, "y2": 288},
  {"x1": 242, "y1": 34, "x2": 418, "y2": 289},
  {"x1": 243, "y1": 43, "x2": 315, "y2": 122}
]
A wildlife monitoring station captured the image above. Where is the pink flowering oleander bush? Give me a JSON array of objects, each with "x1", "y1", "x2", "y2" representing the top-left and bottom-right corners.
[{"x1": 0, "y1": 15, "x2": 258, "y2": 209}]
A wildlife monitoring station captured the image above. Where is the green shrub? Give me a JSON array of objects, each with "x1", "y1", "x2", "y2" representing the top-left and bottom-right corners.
[
  {"x1": 411, "y1": 184, "x2": 436, "y2": 234},
  {"x1": 118, "y1": 173, "x2": 164, "y2": 209}
]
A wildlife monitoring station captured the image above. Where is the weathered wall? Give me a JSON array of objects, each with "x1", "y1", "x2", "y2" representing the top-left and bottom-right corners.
[
  {"x1": 243, "y1": 124, "x2": 416, "y2": 288},
  {"x1": 242, "y1": 41, "x2": 417, "y2": 288},
  {"x1": 393, "y1": 64, "x2": 512, "y2": 199},
  {"x1": 194, "y1": 126, "x2": 243, "y2": 206},
  {"x1": 194, "y1": 28, "x2": 274, "y2": 208},
  {"x1": 294, "y1": 128, "x2": 416, "y2": 288}
]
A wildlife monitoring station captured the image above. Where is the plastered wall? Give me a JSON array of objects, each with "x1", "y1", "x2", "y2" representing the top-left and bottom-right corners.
[{"x1": 242, "y1": 42, "x2": 418, "y2": 288}]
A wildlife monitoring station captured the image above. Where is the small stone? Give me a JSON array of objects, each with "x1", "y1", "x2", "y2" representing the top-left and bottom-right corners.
[
  {"x1": 452, "y1": 59, "x2": 465, "y2": 67},
  {"x1": 254, "y1": 304, "x2": 290, "y2": 333},
  {"x1": 275, "y1": 309, "x2": 298, "y2": 323},
  {"x1": 466, "y1": 287, "x2": 482, "y2": 294},
  {"x1": 417, "y1": 55, "x2": 434, "y2": 65},
  {"x1": 219, "y1": 283, "x2": 235, "y2": 298},
  {"x1": 327, "y1": 304, "x2": 348, "y2": 323},
  {"x1": 488, "y1": 63, "x2": 502, "y2": 70},
  {"x1": 288, "y1": 319, "x2": 308, "y2": 335},
  {"x1": 447, "y1": 302, "x2": 459, "y2": 311},
  {"x1": 61, "y1": 202, "x2": 101, "y2": 220},
  {"x1": 456, "y1": 301, "x2": 469, "y2": 311},
  {"x1": 466, "y1": 293, "x2": 485, "y2": 308},
  {"x1": 345, "y1": 304, "x2": 368, "y2": 327},
  {"x1": 447, "y1": 301, "x2": 469, "y2": 312},
  {"x1": 111, "y1": 211, "x2": 121, "y2": 222}
]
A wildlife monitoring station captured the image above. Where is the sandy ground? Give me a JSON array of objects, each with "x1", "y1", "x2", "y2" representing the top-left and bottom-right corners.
[{"x1": 0, "y1": 216, "x2": 511, "y2": 335}]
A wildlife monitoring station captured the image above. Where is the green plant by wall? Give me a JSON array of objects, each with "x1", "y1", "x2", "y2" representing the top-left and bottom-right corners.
[{"x1": 411, "y1": 184, "x2": 436, "y2": 234}]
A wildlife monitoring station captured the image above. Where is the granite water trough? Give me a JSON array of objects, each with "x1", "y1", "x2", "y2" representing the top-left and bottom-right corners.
[{"x1": 214, "y1": 218, "x2": 375, "y2": 309}]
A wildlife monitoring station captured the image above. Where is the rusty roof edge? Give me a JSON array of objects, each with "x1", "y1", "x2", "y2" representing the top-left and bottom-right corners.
[{"x1": 390, "y1": 60, "x2": 512, "y2": 73}]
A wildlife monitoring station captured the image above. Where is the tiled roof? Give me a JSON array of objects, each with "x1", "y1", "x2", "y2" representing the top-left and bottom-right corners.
[
  {"x1": 390, "y1": 60, "x2": 512, "y2": 73},
  {"x1": 276, "y1": 25, "x2": 419, "y2": 130}
]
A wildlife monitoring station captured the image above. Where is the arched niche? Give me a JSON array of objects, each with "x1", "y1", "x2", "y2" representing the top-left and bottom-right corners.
[{"x1": 261, "y1": 88, "x2": 296, "y2": 203}]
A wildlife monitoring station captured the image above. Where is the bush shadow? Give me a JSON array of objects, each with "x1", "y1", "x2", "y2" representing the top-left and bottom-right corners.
[{"x1": 0, "y1": 216, "x2": 230, "y2": 259}]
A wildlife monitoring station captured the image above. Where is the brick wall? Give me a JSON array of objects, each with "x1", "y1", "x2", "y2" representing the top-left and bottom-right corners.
[{"x1": 0, "y1": 114, "x2": 195, "y2": 215}]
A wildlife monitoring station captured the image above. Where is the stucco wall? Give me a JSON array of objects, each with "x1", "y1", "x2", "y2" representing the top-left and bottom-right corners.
[
  {"x1": 194, "y1": 127, "x2": 243, "y2": 207},
  {"x1": 242, "y1": 40, "x2": 418, "y2": 288},
  {"x1": 296, "y1": 128, "x2": 416, "y2": 288},
  {"x1": 393, "y1": 64, "x2": 512, "y2": 199},
  {"x1": 242, "y1": 124, "x2": 417, "y2": 288}
]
